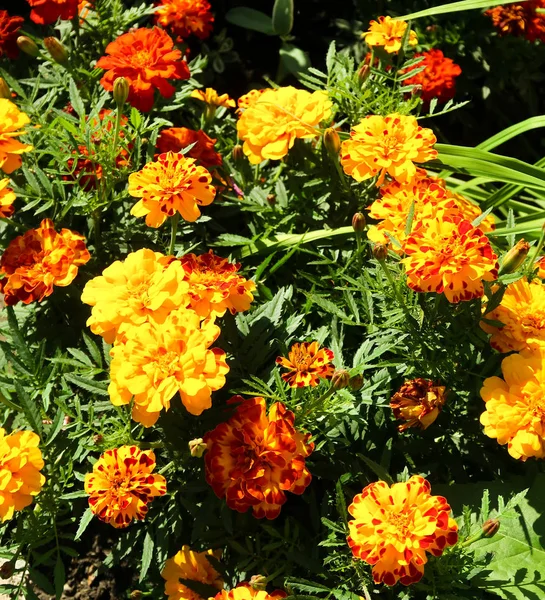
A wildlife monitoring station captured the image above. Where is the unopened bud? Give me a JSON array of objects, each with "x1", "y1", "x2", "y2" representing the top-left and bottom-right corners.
[
  {"x1": 17, "y1": 36, "x2": 39, "y2": 58},
  {"x1": 232, "y1": 145, "x2": 244, "y2": 163},
  {"x1": 0, "y1": 78, "x2": 10, "y2": 100},
  {"x1": 348, "y1": 374, "x2": 364, "y2": 391},
  {"x1": 482, "y1": 518, "x2": 500, "y2": 538},
  {"x1": 0, "y1": 561, "x2": 15, "y2": 579},
  {"x1": 411, "y1": 84, "x2": 423, "y2": 97},
  {"x1": 352, "y1": 212, "x2": 366, "y2": 232},
  {"x1": 189, "y1": 437, "x2": 207, "y2": 458},
  {"x1": 332, "y1": 369, "x2": 350, "y2": 390},
  {"x1": 372, "y1": 242, "x2": 388, "y2": 261},
  {"x1": 323, "y1": 127, "x2": 341, "y2": 155},
  {"x1": 266, "y1": 193, "x2": 276, "y2": 205},
  {"x1": 113, "y1": 77, "x2": 129, "y2": 107},
  {"x1": 357, "y1": 63, "x2": 370, "y2": 83},
  {"x1": 93, "y1": 434, "x2": 104, "y2": 445},
  {"x1": 249, "y1": 575, "x2": 267, "y2": 591},
  {"x1": 129, "y1": 592, "x2": 143, "y2": 600},
  {"x1": 499, "y1": 239, "x2": 530, "y2": 275},
  {"x1": 44, "y1": 37, "x2": 68, "y2": 65}
]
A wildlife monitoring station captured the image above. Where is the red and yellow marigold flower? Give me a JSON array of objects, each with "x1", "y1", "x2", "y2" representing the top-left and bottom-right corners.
[
  {"x1": 213, "y1": 585, "x2": 286, "y2": 600},
  {"x1": 402, "y1": 49, "x2": 462, "y2": 104},
  {"x1": 191, "y1": 88, "x2": 236, "y2": 108},
  {"x1": 390, "y1": 378, "x2": 446, "y2": 431},
  {"x1": 157, "y1": 127, "x2": 222, "y2": 168},
  {"x1": 237, "y1": 89, "x2": 269, "y2": 113},
  {"x1": 347, "y1": 476, "x2": 458, "y2": 586},
  {"x1": 109, "y1": 308, "x2": 229, "y2": 427},
  {"x1": 162, "y1": 546, "x2": 223, "y2": 600},
  {"x1": 0, "y1": 99, "x2": 33, "y2": 174},
  {"x1": 0, "y1": 178, "x2": 16, "y2": 218},
  {"x1": 486, "y1": 1, "x2": 545, "y2": 42},
  {"x1": 341, "y1": 114, "x2": 437, "y2": 186},
  {"x1": 204, "y1": 396, "x2": 314, "y2": 519},
  {"x1": 480, "y1": 348, "x2": 545, "y2": 460},
  {"x1": 0, "y1": 429, "x2": 45, "y2": 522},
  {"x1": 155, "y1": 0, "x2": 214, "y2": 41},
  {"x1": 448, "y1": 192, "x2": 495, "y2": 232},
  {"x1": 96, "y1": 27, "x2": 190, "y2": 113},
  {"x1": 128, "y1": 151, "x2": 216, "y2": 227},
  {"x1": 401, "y1": 214, "x2": 499, "y2": 303},
  {"x1": 84, "y1": 446, "x2": 166, "y2": 528},
  {"x1": 0, "y1": 218, "x2": 90, "y2": 306},
  {"x1": 26, "y1": 0, "x2": 79, "y2": 24},
  {"x1": 276, "y1": 342, "x2": 335, "y2": 387},
  {"x1": 536, "y1": 256, "x2": 545, "y2": 279},
  {"x1": 237, "y1": 86, "x2": 332, "y2": 165},
  {"x1": 363, "y1": 16, "x2": 418, "y2": 53},
  {"x1": 0, "y1": 10, "x2": 24, "y2": 59}
]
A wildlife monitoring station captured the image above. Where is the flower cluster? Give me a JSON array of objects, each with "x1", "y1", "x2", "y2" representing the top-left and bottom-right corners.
[
  {"x1": 155, "y1": 0, "x2": 214, "y2": 41},
  {"x1": 403, "y1": 49, "x2": 462, "y2": 104},
  {"x1": 157, "y1": 127, "x2": 222, "y2": 168},
  {"x1": 486, "y1": 1, "x2": 545, "y2": 43},
  {"x1": 0, "y1": 99, "x2": 33, "y2": 174},
  {"x1": 363, "y1": 16, "x2": 418, "y2": 53},
  {"x1": 162, "y1": 546, "x2": 223, "y2": 600},
  {"x1": 276, "y1": 341, "x2": 335, "y2": 387}
]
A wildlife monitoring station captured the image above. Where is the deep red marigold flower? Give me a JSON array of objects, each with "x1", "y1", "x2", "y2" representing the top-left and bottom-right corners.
[
  {"x1": 157, "y1": 127, "x2": 222, "y2": 168},
  {"x1": 403, "y1": 49, "x2": 462, "y2": 104},
  {"x1": 204, "y1": 396, "x2": 314, "y2": 519},
  {"x1": 26, "y1": 0, "x2": 79, "y2": 25},
  {"x1": 276, "y1": 341, "x2": 335, "y2": 387},
  {"x1": 390, "y1": 378, "x2": 446, "y2": 431},
  {"x1": 486, "y1": 1, "x2": 545, "y2": 42},
  {"x1": 0, "y1": 11, "x2": 24, "y2": 59},
  {"x1": 96, "y1": 27, "x2": 190, "y2": 113},
  {"x1": 155, "y1": 0, "x2": 214, "y2": 41}
]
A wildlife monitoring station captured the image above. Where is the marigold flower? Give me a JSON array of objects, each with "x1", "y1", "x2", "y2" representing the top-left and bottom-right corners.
[
  {"x1": 0, "y1": 429, "x2": 45, "y2": 522},
  {"x1": 480, "y1": 349, "x2": 545, "y2": 460},
  {"x1": 390, "y1": 378, "x2": 446, "y2": 431},
  {"x1": 157, "y1": 127, "x2": 222, "y2": 168},
  {"x1": 0, "y1": 99, "x2": 33, "y2": 174},
  {"x1": 213, "y1": 585, "x2": 286, "y2": 600},
  {"x1": 0, "y1": 218, "x2": 90, "y2": 306},
  {"x1": 363, "y1": 16, "x2": 418, "y2": 53},
  {"x1": 128, "y1": 151, "x2": 216, "y2": 227},
  {"x1": 0, "y1": 178, "x2": 16, "y2": 218},
  {"x1": 191, "y1": 88, "x2": 235, "y2": 108},
  {"x1": 536, "y1": 256, "x2": 545, "y2": 278},
  {"x1": 27, "y1": 0, "x2": 79, "y2": 24},
  {"x1": 155, "y1": 0, "x2": 214, "y2": 41},
  {"x1": 348, "y1": 476, "x2": 458, "y2": 586},
  {"x1": 486, "y1": 1, "x2": 545, "y2": 42},
  {"x1": 96, "y1": 27, "x2": 190, "y2": 113},
  {"x1": 237, "y1": 86, "x2": 332, "y2": 165},
  {"x1": 401, "y1": 214, "x2": 499, "y2": 303},
  {"x1": 341, "y1": 114, "x2": 437, "y2": 186},
  {"x1": 237, "y1": 89, "x2": 269, "y2": 113},
  {"x1": 0, "y1": 11, "x2": 24, "y2": 59},
  {"x1": 109, "y1": 308, "x2": 229, "y2": 426},
  {"x1": 162, "y1": 546, "x2": 223, "y2": 600},
  {"x1": 84, "y1": 446, "x2": 166, "y2": 528},
  {"x1": 276, "y1": 341, "x2": 335, "y2": 387},
  {"x1": 402, "y1": 49, "x2": 462, "y2": 104},
  {"x1": 448, "y1": 192, "x2": 495, "y2": 232},
  {"x1": 204, "y1": 396, "x2": 314, "y2": 519}
]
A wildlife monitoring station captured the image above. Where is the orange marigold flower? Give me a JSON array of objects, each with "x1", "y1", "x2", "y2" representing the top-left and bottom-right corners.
[
  {"x1": 96, "y1": 27, "x2": 190, "y2": 113},
  {"x1": 81, "y1": 248, "x2": 189, "y2": 344},
  {"x1": 179, "y1": 250, "x2": 256, "y2": 318},
  {"x1": 162, "y1": 546, "x2": 223, "y2": 600},
  {"x1": 0, "y1": 99, "x2": 33, "y2": 174},
  {"x1": 0, "y1": 178, "x2": 16, "y2": 218},
  {"x1": 348, "y1": 476, "x2": 458, "y2": 586},
  {"x1": 237, "y1": 89, "x2": 269, "y2": 113},
  {"x1": 536, "y1": 256, "x2": 545, "y2": 278},
  {"x1": 448, "y1": 192, "x2": 495, "y2": 232},
  {"x1": 341, "y1": 114, "x2": 437, "y2": 186},
  {"x1": 237, "y1": 86, "x2": 332, "y2": 165},
  {"x1": 390, "y1": 378, "x2": 446, "y2": 431},
  {"x1": 0, "y1": 429, "x2": 45, "y2": 522},
  {"x1": 204, "y1": 396, "x2": 314, "y2": 519},
  {"x1": 0, "y1": 11, "x2": 24, "y2": 59},
  {"x1": 401, "y1": 214, "x2": 499, "y2": 303},
  {"x1": 157, "y1": 127, "x2": 222, "y2": 168},
  {"x1": 363, "y1": 16, "x2": 418, "y2": 53},
  {"x1": 0, "y1": 218, "x2": 90, "y2": 306},
  {"x1": 486, "y1": 1, "x2": 545, "y2": 42},
  {"x1": 155, "y1": 0, "x2": 214, "y2": 41},
  {"x1": 213, "y1": 585, "x2": 286, "y2": 600},
  {"x1": 402, "y1": 49, "x2": 462, "y2": 104},
  {"x1": 276, "y1": 341, "x2": 335, "y2": 388},
  {"x1": 109, "y1": 308, "x2": 229, "y2": 426},
  {"x1": 480, "y1": 349, "x2": 545, "y2": 460},
  {"x1": 27, "y1": 0, "x2": 79, "y2": 24},
  {"x1": 191, "y1": 88, "x2": 236, "y2": 108},
  {"x1": 128, "y1": 151, "x2": 216, "y2": 227},
  {"x1": 84, "y1": 446, "x2": 166, "y2": 528}
]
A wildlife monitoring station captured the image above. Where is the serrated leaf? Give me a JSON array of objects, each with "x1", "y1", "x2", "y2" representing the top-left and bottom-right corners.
[
  {"x1": 74, "y1": 507, "x2": 93, "y2": 541},
  {"x1": 6, "y1": 306, "x2": 35, "y2": 371},
  {"x1": 54, "y1": 555, "x2": 65, "y2": 600},
  {"x1": 68, "y1": 78, "x2": 85, "y2": 119},
  {"x1": 64, "y1": 374, "x2": 109, "y2": 396},
  {"x1": 45, "y1": 407, "x2": 65, "y2": 445},
  {"x1": 15, "y1": 382, "x2": 42, "y2": 436},
  {"x1": 139, "y1": 530, "x2": 154, "y2": 582}
]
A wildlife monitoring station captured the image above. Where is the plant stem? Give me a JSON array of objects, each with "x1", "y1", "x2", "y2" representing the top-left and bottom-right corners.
[
  {"x1": 168, "y1": 213, "x2": 180, "y2": 256},
  {"x1": 378, "y1": 257, "x2": 415, "y2": 325},
  {"x1": 527, "y1": 224, "x2": 545, "y2": 275},
  {"x1": 303, "y1": 385, "x2": 336, "y2": 418},
  {"x1": 92, "y1": 209, "x2": 101, "y2": 251}
]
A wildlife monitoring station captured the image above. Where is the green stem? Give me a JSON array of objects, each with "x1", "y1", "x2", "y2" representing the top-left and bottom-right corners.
[
  {"x1": 111, "y1": 104, "x2": 123, "y2": 166},
  {"x1": 527, "y1": 224, "x2": 545, "y2": 275},
  {"x1": 302, "y1": 385, "x2": 336, "y2": 418},
  {"x1": 168, "y1": 213, "x2": 180, "y2": 256},
  {"x1": 92, "y1": 209, "x2": 101, "y2": 251},
  {"x1": 378, "y1": 258, "x2": 414, "y2": 324}
]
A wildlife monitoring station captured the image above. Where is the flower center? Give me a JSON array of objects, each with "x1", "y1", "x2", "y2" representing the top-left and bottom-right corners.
[
  {"x1": 387, "y1": 510, "x2": 412, "y2": 536},
  {"x1": 132, "y1": 49, "x2": 152, "y2": 68},
  {"x1": 290, "y1": 348, "x2": 315, "y2": 372},
  {"x1": 521, "y1": 312, "x2": 545, "y2": 332},
  {"x1": 156, "y1": 347, "x2": 179, "y2": 376},
  {"x1": 383, "y1": 135, "x2": 400, "y2": 151}
]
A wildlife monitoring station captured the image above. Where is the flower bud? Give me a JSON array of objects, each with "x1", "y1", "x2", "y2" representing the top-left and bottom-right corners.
[
  {"x1": 482, "y1": 518, "x2": 500, "y2": 538},
  {"x1": 113, "y1": 77, "x2": 129, "y2": 107},
  {"x1": 0, "y1": 561, "x2": 15, "y2": 580},
  {"x1": 372, "y1": 242, "x2": 388, "y2": 261},
  {"x1": 129, "y1": 592, "x2": 143, "y2": 600},
  {"x1": 348, "y1": 374, "x2": 364, "y2": 391},
  {"x1": 331, "y1": 369, "x2": 350, "y2": 390},
  {"x1": 93, "y1": 434, "x2": 104, "y2": 445},
  {"x1": 189, "y1": 437, "x2": 207, "y2": 458},
  {"x1": 0, "y1": 78, "x2": 10, "y2": 100},
  {"x1": 356, "y1": 63, "x2": 370, "y2": 83},
  {"x1": 17, "y1": 36, "x2": 39, "y2": 58},
  {"x1": 352, "y1": 212, "x2": 366, "y2": 233},
  {"x1": 499, "y1": 239, "x2": 530, "y2": 275},
  {"x1": 411, "y1": 84, "x2": 423, "y2": 97},
  {"x1": 232, "y1": 144, "x2": 244, "y2": 162},
  {"x1": 44, "y1": 37, "x2": 68, "y2": 65},
  {"x1": 249, "y1": 575, "x2": 267, "y2": 591},
  {"x1": 323, "y1": 128, "x2": 341, "y2": 155}
]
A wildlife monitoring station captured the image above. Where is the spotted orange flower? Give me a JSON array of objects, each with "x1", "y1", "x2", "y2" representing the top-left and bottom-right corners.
[
  {"x1": 0, "y1": 178, "x2": 16, "y2": 218},
  {"x1": 237, "y1": 89, "x2": 269, "y2": 113},
  {"x1": 84, "y1": 446, "x2": 166, "y2": 528},
  {"x1": 155, "y1": 0, "x2": 214, "y2": 41},
  {"x1": 191, "y1": 88, "x2": 236, "y2": 108},
  {"x1": 536, "y1": 256, "x2": 545, "y2": 278},
  {"x1": 96, "y1": 27, "x2": 190, "y2": 113},
  {"x1": 156, "y1": 127, "x2": 222, "y2": 168},
  {"x1": 401, "y1": 214, "x2": 499, "y2": 303},
  {"x1": 162, "y1": 546, "x2": 223, "y2": 600},
  {"x1": 0, "y1": 11, "x2": 24, "y2": 59},
  {"x1": 276, "y1": 342, "x2": 335, "y2": 387},
  {"x1": 348, "y1": 476, "x2": 458, "y2": 586},
  {"x1": 27, "y1": 0, "x2": 79, "y2": 24},
  {"x1": 0, "y1": 99, "x2": 33, "y2": 174},
  {"x1": 213, "y1": 585, "x2": 286, "y2": 600},
  {"x1": 403, "y1": 49, "x2": 462, "y2": 104},
  {"x1": 363, "y1": 16, "x2": 418, "y2": 53},
  {"x1": 0, "y1": 219, "x2": 90, "y2": 306},
  {"x1": 341, "y1": 114, "x2": 437, "y2": 186},
  {"x1": 390, "y1": 378, "x2": 446, "y2": 431},
  {"x1": 486, "y1": 1, "x2": 545, "y2": 42},
  {"x1": 204, "y1": 396, "x2": 314, "y2": 519}
]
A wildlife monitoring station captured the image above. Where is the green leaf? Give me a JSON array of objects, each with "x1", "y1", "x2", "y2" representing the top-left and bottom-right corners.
[
  {"x1": 6, "y1": 306, "x2": 35, "y2": 371},
  {"x1": 400, "y1": 0, "x2": 527, "y2": 20},
  {"x1": 225, "y1": 7, "x2": 275, "y2": 35},
  {"x1": 279, "y1": 43, "x2": 311, "y2": 77},
  {"x1": 477, "y1": 116, "x2": 545, "y2": 152},
  {"x1": 356, "y1": 453, "x2": 394, "y2": 485},
  {"x1": 68, "y1": 77, "x2": 85, "y2": 119},
  {"x1": 64, "y1": 373, "x2": 109, "y2": 396},
  {"x1": 272, "y1": 0, "x2": 294, "y2": 36},
  {"x1": 74, "y1": 507, "x2": 93, "y2": 541},
  {"x1": 139, "y1": 530, "x2": 154, "y2": 583},
  {"x1": 45, "y1": 407, "x2": 65, "y2": 446},
  {"x1": 54, "y1": 555, "x2": 65, "y2": 600},
  {"x1": 15, "y1": 382, "x2": 42, "y2": 436}
]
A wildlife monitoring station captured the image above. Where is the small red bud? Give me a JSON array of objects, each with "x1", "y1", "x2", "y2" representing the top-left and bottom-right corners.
[
  {"x1": 352, "y1": 212, "x2": 366, "y2": 232},
  {"x1": 482, "y1": 518, "x2": 500, "y2": 538}
]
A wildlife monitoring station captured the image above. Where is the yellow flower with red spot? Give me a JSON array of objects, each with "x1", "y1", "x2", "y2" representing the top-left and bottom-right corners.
[
  {"x1": 480, "y1": 348, "x2": 545, "y2": 460},
  {"x1": 236, "y1": 86, "x2": 332, "y2": 165},
  {"x1": 204, "y1": 396, "x2": 314, "y2": 519},
  {"x1": 191, "y1": 88, "x2": 235, "y2": 108},
  {"x1": 128, "y1": 151, "x2": 216, "y2": 227},
  {"x1": 341, "y1": 114, "x2": 437, "y2": 186},
  {"x1": 348, "y1": 476, "x2": 458, "y2": 586},
  {"x1": 363, "y1": 16, "x2": 418, "y2": 53},
  {"x1": 237, "y1": 89, "x2": 269, "y2": 113},
  {"x1": 0, "y1": 178, "x2": 15, "y2": 218},
  {"x1": 0, "y1": 99, "x2": 33, "y2": 174},
  {"x1": 390, "y1": 378, "x2": 446, "y2": 432},
  {"x1": 536, "y1": 256, "x2": 545, "y2": 279},
  {"x1": 84, "y1": 446, "x2": 166, "y2": 528},
  {"x1": 162, "y1": 546, "x2": 223, "y2": 600},
  {"x1": 276, "y1": 341, "x2": 335, "y2": 387},
  {"x1": 213, "y1": 586, "x2": 286, "y2": 600},
  {"x1": 448, "y1": 192, "x2": 495, "y2": 232},
  {"x1": 155, "y1": 0, "x2": 214, "y2": 41}
]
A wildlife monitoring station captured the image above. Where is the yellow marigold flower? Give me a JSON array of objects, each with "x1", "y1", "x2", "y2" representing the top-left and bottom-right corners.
[
  {"x1": 0, "y1": 99, "x2": 33, "y2": 174},
  {"x1": 348, "y1": 476, "x2": 458, "y2": 586},
  {"x1": 535, "y1": 255, "x2": 545, "y2": 279},
  {"x1": 276, "y1": 341, "x2": 334, "y2": 387},
  {"x1": 109, "y1": 308, "x2": 229, "y2": 427},
  {"x1": 448, "y1": 192, "x2": 495, "y2": 232},
  {"x1": 191, "y1": 88, "x2": 235, "y2": 108},
  {"x1": 480, "y1": 349, "x2": 545, "y2": 460},
  {"x1": 0, "y1": 429, "x2": 45, "y2": 522},
  {"x1": 213, "y1": 585, "x2": 286, "y2": 600},
  {"x1": 236, "y1": 88, "x2": 269, "y2": 113},
  {"x1": 81, "y1": 248, "x2": 189, "y2": 345},
  {"x1": 401, "y1": 214, "x2": 499, "y2": 303},
  {"x1": 363, "y1": 16, "x2": 418, "y2": 54},
  {"x1": 341, "y1": 114, "x2": 437, "y2": 186},
  {"x1": 128, "y1": 151, "x2": 216, "y2": 227},
  {"x1": 480, "y1": 277, "x2": 545, "y2": 352},
  {"x1": 179, "y1": 250, "x2": 256, "y2": 318},
  {"x1": 84, "y1": 445, "x2": 166, "y2": 528},
  {"x1": 162, "y1": 546, "x2": 223, "y2": 600},
  {"x1": 236, "y1": 86, "x2": 332, "y2": 165},
  {"x1": 390, "y1": 378, "x2": 446, "y2": 431},
  {"x1": 0, "y1": 177, "x2": 15, "y2": 217}
]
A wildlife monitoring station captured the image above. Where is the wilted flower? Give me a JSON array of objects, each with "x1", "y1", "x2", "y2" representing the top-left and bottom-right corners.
[
  {"x1": 156, "y1": 127, "x2": 222, "y2": 168},
  {"x1": 162, "y1": 546, "x2": 223, "y2": 600},
  {"x1": 486, "y1": 1, "x2": 545, "y2": 42},
  {"x1": 390, "y1": 378, "x2": 446, "y2": 431},
  {"x1": 0, "y1": 99, "x2": 33, "y2": 174},
  {"x1": 362, "y1": 16, "x2": 418, "y2": 53},
  {"x1": 191, "y1": 88, "x2": 235, "y2": 108},
  {"x1": 0, "y1": 11, "x2": 24, "y2": 59},
  {"x1": 155, "y1": 0, "x2": 214, "y2": 41},
  {"x1": 27, "y1": 0, "x2": 79, "y2": 24},
  {"x1": 0, "y1": 178, "x2": 16, "y2": 218},
  {"x1": 276, "y1": 341, "x2": 335, "y2": 387},
  {"x1": 402, "y1": 50, "x2": 462, "y2": 104}
]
